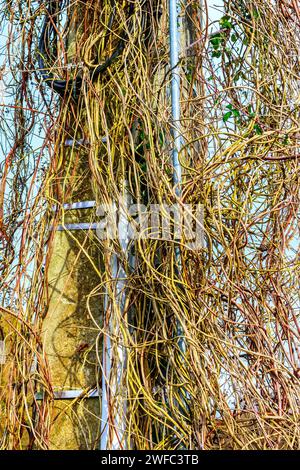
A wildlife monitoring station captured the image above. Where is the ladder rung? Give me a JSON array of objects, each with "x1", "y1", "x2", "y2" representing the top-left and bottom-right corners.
[
  {"x1": 56, "y1": 223, "x2": 98, "y2": 231},
  {"x1": 64, "y1": 137, "x2": 107, "y2": 147},
  {"x1": 35, "y1": 389, "x2": 101, "y2": 400},
  {"x1": 52, "y1": 201, "x2": 96, "y2": 211}
]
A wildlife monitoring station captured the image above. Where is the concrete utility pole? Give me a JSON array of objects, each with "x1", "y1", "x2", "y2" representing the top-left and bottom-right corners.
[
  {"x1": 41, "y1": 1, "x2": 201, "y2": 449},
  {"x1": 42, "y1": 3, "x2": 101, "y2": 449}
]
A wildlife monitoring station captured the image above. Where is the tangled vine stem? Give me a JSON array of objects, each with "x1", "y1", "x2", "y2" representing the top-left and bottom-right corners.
[{"x1": 0, "y1": 0, "x2": 300, "y2": 449}]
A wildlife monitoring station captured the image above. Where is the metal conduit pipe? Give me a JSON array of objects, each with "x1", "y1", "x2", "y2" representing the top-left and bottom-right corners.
[{"x1": 169, "y1": 0, "x2": 186, "y2": 354}]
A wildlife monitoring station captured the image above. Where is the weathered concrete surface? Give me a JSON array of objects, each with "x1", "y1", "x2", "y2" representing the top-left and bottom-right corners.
[
  {"x1": 50, "y1": 399, "x2": 101, "y2": 450},
  {"x1": 43, "y1": 228, "x2": 102, "y2": 449}
]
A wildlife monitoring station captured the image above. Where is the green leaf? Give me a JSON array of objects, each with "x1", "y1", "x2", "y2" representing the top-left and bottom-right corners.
[
  {"x1": 232, "y1": 109, "x2": 240, "y2": 118},
  {"x1": 253, "y1": 8, "x2": 260, "y2": 19},
  {"x1": 223, "y1": 111, "x2": 232, "y2": 122},
  {"x1": 212, "y1": 51, "x2": 222, "y2": 58},
  {"x1": 210, "y1": 32, "x2": 222, "y2": 40},
  {"x1": 254, "y1": 124, "x2": 263, "y2": 135},
  {"x1": 210, "y1": 34, "x2": 222, "y2": 50},
  {"x1": 282, "y1": 134, "x2": 289, "y2": 145},
  {"x1": 220, "y1": 16, "x2": 232, "y2": 29},
  {"x1": 139, "y1": 162, "x2": 147, "y2": 172},
  {"x1": 159, "y1": 131, "x2": 165, "y2": 146},
  {"x1": 226, "y1": 104, "x2": 240, "y2": 118},
  {"x1": 186, "y1": 72, "x2": 192, "y2": 82},
  {"x1": 231, "y1": 33, "x2": 237, "y2": 43}
]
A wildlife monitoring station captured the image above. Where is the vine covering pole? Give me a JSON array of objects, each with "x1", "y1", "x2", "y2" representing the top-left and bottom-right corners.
[
  {"x1": 3, "y1": 0, "x2": 300, "y2": 451},
  {"x1": 41, "y1": 2, "x2": 101, "y2": 448}
]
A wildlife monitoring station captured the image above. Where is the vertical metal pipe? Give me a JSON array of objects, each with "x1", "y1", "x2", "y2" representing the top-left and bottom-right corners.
[
  {"x1": 100, "y1": 258, "x2": 127, "y2": 449},
  {"x1": 169, "y1": 0, "x2": 186, "y2": 354},
  {"x1": 169, "y1": 0, "x2": 183, "y2": 196},
  {"x1": 100, "y1": 188, "x2": 129, "y2": 450}
]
